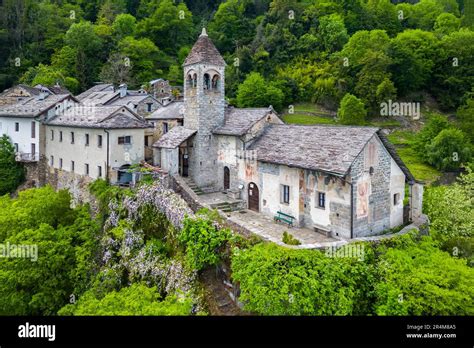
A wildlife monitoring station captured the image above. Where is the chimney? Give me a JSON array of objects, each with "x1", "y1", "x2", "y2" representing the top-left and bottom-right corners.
[{"x1": 119, "y1": 83, "x2": 127, "y2": 98}]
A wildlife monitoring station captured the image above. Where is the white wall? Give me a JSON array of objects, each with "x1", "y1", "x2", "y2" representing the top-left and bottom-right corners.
[
  {"x1": 389, "y1": 157, "x2": 405, "y2": 228},
  {"x1": 45, "y1": 125, "x2": 145, "y2": 181},
  {"x1": 0, "y1": 117, "x2": 41, "y2": 158}
]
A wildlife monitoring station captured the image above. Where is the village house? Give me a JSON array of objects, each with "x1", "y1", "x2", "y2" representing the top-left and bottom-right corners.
[
  {"x1": 0, "y1": 83, "x2": 70, "y2": 106},
  {"x1": 43, "y1": 104, "x2": 150, "y2": 188},
  {"x1": 153, "y1": 28, "x2": 423, "y2": 239},
  {"x1": 77, "y1": 83, "x2": 161, "y2": 117}
]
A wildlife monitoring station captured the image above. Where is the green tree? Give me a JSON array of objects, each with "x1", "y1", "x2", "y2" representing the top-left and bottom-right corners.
[
  {"x1": 0, "y1": 135, "x2": 25, "y2": 196},
  {"x1": 338, "y1": 93, "x2": 367, "y2": 125},
  {"x1": 318, "y1": 14, "x2": 349, "y2": 53},
  {"x1": 456, "y1": 91, "x2": 474, "y2": 143},
  {"x1": 434, "y1": 12, "x2": 461, "y2": 36},
  {"x1": 179, "y1": 213, "x2": 230, "y2": 271},
  {"x1": 58, "y1": 283, "x2": 192, "y2": 316},
  {"x1": 425, "y1": 128, "x2": 472, "y2": 170},
  {"x1": 231, "y1": 243, "x2": 375, "y2": 315},
  {"x1": 432, "y1": 29, "x2": 474, "y2": 110},
  {"x1": 137, "y1": 0, "x2": 194, "y2": 56},
  {"x1": 236, "y1": 72, "x2": 284, "y2": 111},
  {"x1": 208, "y1": 0, "x2": 256, "y2": 53},
  {"x1": 375, "y1": 235, "x2": 474, "y2": 315},
  {"x1": 389, "y1": 29, "x2": 438, "y2": 96},
  {"x1": 64, "y1": 21, "x2": 103, "y2": 90},
  {"x1": 413, "y1": 114, "x2": 451, "y2": 156},
  {"x1": 112, "y1": 13, "x2": 137, "y2": 41}
]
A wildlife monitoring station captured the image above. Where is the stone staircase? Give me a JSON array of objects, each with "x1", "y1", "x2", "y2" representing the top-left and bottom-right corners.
[{"x1": 183, "y1": 177, "x2": 204, "y2": 195}]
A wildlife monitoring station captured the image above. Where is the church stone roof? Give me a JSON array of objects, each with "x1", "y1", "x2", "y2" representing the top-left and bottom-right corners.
[
  {"x1": 183, "y1": 28, "x2": 225, "y2": 67},
  {"x1": 248, "y1": 124, "x2": 380, "y2": 176},
  {"x1": 152, "y1": 126, "x2": 196, "y2": 149},
  {"x1": 213, "y1": 107, "x2": 275, "y2": 136}
]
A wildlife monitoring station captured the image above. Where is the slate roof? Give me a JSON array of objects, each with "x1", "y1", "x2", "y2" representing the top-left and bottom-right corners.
[
  {"x1": 377, "y1": 130, "x2": 416, "y2": 183},
  {"x1": 152, "y1": 126, "x2": 196, "y2": 149},
  {"x1": 76, "y1": 83, "x2": 114, "y2": 101},
  {"x1": 107, "y1": 94, "x2": 152, "y2": 107},
  {"x1": 34, "y1": 84, "x2": 70, "y2": 95},
  {"x1": 184, "y1": 29, "x2": 225, "y2": 66},
  {"x1": 248, "y1": 124, "x2": 380, "y2": 176},
  {"x1": 147, "y1": 101, "x2": 184, "y2": 120},
  {"x1": 44, "y1": 105, "x2": 150, "y2": 129},
  {"x1": 0, "y1": 94, "x2": 73, "y2": 118},
  {"x1": 213, "y1": 107, "x2": 274, "y2": 136}
]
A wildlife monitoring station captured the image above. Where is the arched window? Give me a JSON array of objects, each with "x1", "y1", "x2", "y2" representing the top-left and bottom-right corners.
[
  {"x1": 192, "y1": 73, "x2": 197, "y2": 88},
  {"x1": 212, "y1": 74, "x2": 220, "y2": 89},
  {"x1": 186, "y1": 74, "x2": 193, "y2": 88},
  {"x1": 203, "y1": 73, "x2": 211, "y2": 90}
]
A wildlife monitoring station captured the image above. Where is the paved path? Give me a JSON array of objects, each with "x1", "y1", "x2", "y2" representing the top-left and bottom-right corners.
[{"x1": 227, "y1": 209, "x2": 337, "y2": 246}]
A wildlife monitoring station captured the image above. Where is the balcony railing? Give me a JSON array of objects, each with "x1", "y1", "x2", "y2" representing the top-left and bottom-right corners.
[{"x1": 15, "y1": 152, "x2": 40, "y2": 162}]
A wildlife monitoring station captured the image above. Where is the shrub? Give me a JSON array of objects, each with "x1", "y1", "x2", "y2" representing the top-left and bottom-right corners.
[
  {"x1": 231, "y1": 243, "x2": 376, "y2": 315},
  {"x1": 282, "y1": 231, "x2": 301, "y2": 245},
  {"x1": 0, "y1": 135, "x2": 25, "y2": 195},
  {"x1": 425, "y1": 128, "x2": 472, "y2": 170},
  {"x1": 375, "y1": 236, "x2": 474, "y2": 315},
  {"x1": 337, "y1": 93, "x2": 367, "y2": 125},
  {"x1": 178, "y1": 214, "x2": 231, "y2": 271},
  {"x1": 58, "y1": 283, "x2": 193, "y2": 316}
]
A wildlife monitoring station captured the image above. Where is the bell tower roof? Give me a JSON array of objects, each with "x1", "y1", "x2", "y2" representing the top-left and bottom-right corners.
[{"x1": 183, "y1": 28, "x2": 225, "y2": 67}]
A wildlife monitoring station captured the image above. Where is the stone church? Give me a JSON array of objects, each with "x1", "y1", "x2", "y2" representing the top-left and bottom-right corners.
[{"x1": 153, "y1": 29, "x2": 423, "y2": 239}]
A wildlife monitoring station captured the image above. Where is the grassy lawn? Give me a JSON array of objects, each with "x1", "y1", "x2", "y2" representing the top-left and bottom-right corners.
[
  {"x1": 281, "y1": 113, "x2": 337, "y2": 125},
  {"x1": 387, "y1": 130, "x2": 441, "y2": 184}
]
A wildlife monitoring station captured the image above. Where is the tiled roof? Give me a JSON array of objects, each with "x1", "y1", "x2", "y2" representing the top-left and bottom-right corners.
[
  {"x1": 44, "y1": 105, "x2": 150, "y2": 129},
  {"x1": 152, "y1": 126, "x2": 196, "y2": 148},
  {"x1": 147, "y1": 101, "x2": 184, "y2": 120},
  {"x1": 76, "y1": 83, "x2": 114, "y2": 100},
  {"x1": 0, "y1": 94, "x2": 72, "y2": 117},
  {"x1": 248, "y1": 124, "x2": 380, "y2": 175},
  {"x1": 213, "y1": 107, "x2": 274, "y2": 136},
  {"x1": 183, "y1": 29, "x2": 225, "y2": 66}
]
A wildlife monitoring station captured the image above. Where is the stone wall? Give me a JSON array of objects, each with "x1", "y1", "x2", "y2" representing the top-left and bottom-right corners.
[{"x1": 351, "y1": 135, "x2": 392, "y2": 237}]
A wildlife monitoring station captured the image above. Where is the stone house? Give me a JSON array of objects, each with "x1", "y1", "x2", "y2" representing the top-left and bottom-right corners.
[
  {"x1": 152, "y1": 28, "x2": 423, "y2": 239},
  {"x1": 0, "y1": 83, "x2": 69, "y2": 106},
  {"x1": 77, "y1": 83, "x2": 161, "y2": 117}
]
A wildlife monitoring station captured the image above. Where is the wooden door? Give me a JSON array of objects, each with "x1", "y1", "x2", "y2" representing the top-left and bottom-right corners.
[
  {"x1": 248, "y1": 182, "x2": 259, "y2": 212},
  {"x1": 224, "y1": 167, "x2": 230, "y2": 190}
]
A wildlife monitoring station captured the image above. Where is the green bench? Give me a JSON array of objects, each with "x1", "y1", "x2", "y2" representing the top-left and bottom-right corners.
[{"x1": 274, "y1": 211, "x2": 296, "y2": 227}]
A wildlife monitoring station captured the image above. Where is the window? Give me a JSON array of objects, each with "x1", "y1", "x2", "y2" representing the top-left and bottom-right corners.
[
  {"x1": 59, "y1": 158, "x2": 63, "y2": 169},
  {"x1": 85, "y1": 163, "x2": 89, "y2": 175},
  {"x1": 71, "y1": 161, "x2": 75, "y2": 172},
  {"x1": 60, "y1": 131, "x2": 63, "y2": 142},
  {"x1": 85, "y1": 134, "x2": 89, "y2": 146},
  {"x1": 31, "y1": 143, "x2": 35, "y2": 157},
  {"x1": 50, "y1": 130, "x2": 54, "y2": 141},
  {"x1": 177, "y1": 120, "x2": 183, "y2": 126},
  {"x1": 71, "y1": 132, "x2": 75, "y2": 144},
  {"x1": 15, "y1": 122, "x2": 19, "y2": 132},
  {"x1": 163, "y1": 122, "x2": 169, "y2": 134},
  {"x1": 98, "y1": 166, "x2": 102, "y2": 178},
  {"x1": 393, "y1": 193, "x2": 400, "y2": 205},
  {"x1": 31, "y1": 121, "x2": 35, "y2": 138},
  {"x1": 147, "y1": 103, "x2": 153, "y2": 112},
  {"x1": 14, "y1": 143, "x2": 18, "y2": 152},
  {"x1": 50, "y1": 156, "x2": 54, "y2": 166},
  {"x1": 98, "y1": 135, "x2": 103, "y2": 148},
  {"x1": 144, "y1": 136, "x2": 149, "y2": 147},
  {"x1": 281, "y1": 185, "x2": 290, "y2": 204},
  {"x1": 118, "y1": 136, "x2": 131, "y2": 145},
  {"x1": 317, "y1": 192, "x2": 326, "y2": 209}
]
